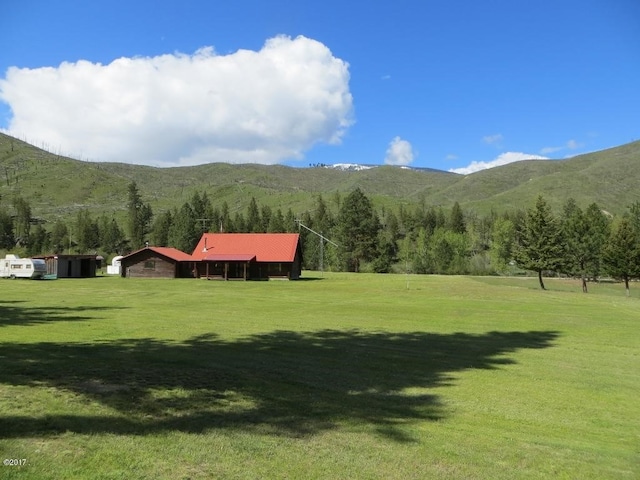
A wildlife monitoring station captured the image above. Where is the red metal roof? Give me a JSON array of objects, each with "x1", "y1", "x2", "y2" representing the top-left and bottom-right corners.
[
  {"x1": 123, "y1": 246, "x2": 194, "y2": 262},
  {"x1": 204, "y1": 253, "x2": 256, "y2": 262},
  {"x1": 192, "y1": 233, "x2": 300, "y2": 263}
]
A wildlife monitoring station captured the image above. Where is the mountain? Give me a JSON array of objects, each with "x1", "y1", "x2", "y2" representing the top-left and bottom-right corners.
[{"x1": 1, "y1": 132, "x2": 639, "y2": 223}]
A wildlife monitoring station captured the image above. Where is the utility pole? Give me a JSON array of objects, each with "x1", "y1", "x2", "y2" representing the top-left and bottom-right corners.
[{"x1": 295, "y1": 221, "x2": 338, "y2": 277}]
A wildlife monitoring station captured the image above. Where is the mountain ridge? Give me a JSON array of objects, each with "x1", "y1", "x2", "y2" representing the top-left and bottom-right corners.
[{"x1": 1, "y1": 132, "x2": 639, "y2": 222}]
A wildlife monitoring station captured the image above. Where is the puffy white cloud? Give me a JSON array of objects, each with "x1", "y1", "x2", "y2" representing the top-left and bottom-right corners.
[
  {"x1": 449, "y1": 152, "x2": 549, "y2": 175},
  {"x1": 384, "y1": 136, "x2": 415, "y2": 166},
  {"x1": 0, "y1": 35, "x2": 353, "y2": 166}
]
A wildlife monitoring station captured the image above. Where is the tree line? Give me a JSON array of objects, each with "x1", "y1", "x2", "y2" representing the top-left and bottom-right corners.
[{"x1": 1, "y1": 182, "x2": 639, "y2": 293}]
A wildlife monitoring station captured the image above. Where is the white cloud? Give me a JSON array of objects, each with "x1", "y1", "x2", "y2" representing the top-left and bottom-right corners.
[
  {"x1": 384, "y1": 136, "x2": 415, "y2": 166},
  {"x1": 540, "y1": 139, "x2": 582, "y2": 156},
  {"x1": 482, "y1": 134, "x2": 503, "y2": 146},
  {"x1": 0, "y1": 35, "x2": 353, "y2": 167},
  {"x1": 449, "y1": 152, "x2": 549, "y2": 175}
]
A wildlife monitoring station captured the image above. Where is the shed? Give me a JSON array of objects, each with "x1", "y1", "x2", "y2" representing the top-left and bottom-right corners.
[
  {"x1": 35, "y1": 254, "x2": 99, "y2": 278},
  {"x1": 120, "y1": 247, "x2": 195, "y2": 278},
  {"x1": 191, "y1": 233, "x2": 302, "y2": 280}
]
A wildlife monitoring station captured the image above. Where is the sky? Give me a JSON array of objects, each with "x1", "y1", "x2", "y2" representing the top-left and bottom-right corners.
[{"x1": 1, "y1": 0, "x2": 639, "y2": 174}]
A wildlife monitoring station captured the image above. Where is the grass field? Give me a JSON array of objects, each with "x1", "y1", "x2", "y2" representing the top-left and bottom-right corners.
[{"x1": 0, "y1": 273, "x2": 638, "y2": 479}]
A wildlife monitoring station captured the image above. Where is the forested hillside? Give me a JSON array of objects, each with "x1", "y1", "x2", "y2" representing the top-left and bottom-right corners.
[{"x1": 1, "y1": 132, "x2": 639, "y2": 284}]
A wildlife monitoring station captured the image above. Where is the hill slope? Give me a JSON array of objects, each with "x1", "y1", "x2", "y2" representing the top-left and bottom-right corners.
[{"x1": 1, "y1": 132, "x2": 639, "y2": 221}]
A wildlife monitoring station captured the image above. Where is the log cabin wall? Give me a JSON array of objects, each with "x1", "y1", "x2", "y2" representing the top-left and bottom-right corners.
[{"x1": 123, "y1": 251, "x2": 178, "y2": 278}]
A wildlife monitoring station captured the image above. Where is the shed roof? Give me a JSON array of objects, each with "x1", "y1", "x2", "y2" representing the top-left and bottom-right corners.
[{"x1": 192, "y1": 233, "x2": 300, "y2": 263}]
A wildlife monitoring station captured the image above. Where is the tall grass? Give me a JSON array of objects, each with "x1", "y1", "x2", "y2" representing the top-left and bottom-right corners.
[{"x1": 0, "y1": 274, "x2": 638, "y2": 479}]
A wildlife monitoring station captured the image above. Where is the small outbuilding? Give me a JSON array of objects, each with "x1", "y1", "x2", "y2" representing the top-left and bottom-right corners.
[
  {"x1": 120, "y1": 247, "x2": 195, "y2": 279},
  {"x1": 35, "y1": 254, "x2": 100, "y2": 278},
  {"x1": 191, "y1": 233, "x2": 302, "y2": 280},
  {"x1": 106, "y1": 255, "x2": 124, "y2": 275}
]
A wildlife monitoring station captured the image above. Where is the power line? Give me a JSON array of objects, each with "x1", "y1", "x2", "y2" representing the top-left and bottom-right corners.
[{"x1": 295, "y1": 220, "x2": 338, "y2": 276}]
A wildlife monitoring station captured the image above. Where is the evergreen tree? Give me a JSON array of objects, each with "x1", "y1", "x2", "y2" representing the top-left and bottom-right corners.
[
  {"x1": 126, "y1": 182, "x2": 153, "y2": 249},
  {"x1": 562, "y1": 201, "x2": 609, "y2": 292},
  {"x1": 12, "y1": 196, "x2": 31, "y2": 247},
  {"x1": 602, "y1": 217, "x2": 640, "y2": 297},
  {"x1": 27, "y1": 224, "x2": 50, "y2": 256},
  {"x1": 76, "y1": 209, "x2": 99, "y2": 253},
  {"x1": 0, "y1": 207, "x2": 14, "y2": 249},
  {"x1": 151, "y1": 211, "x2": 173, "y2": 246},
  {"x1": 246, "y1": 197, "x2": 261, "y2": 233},
  {"x1": 260, "y1": 205, "x2": 272, "y2": 233},
  {"x1": 233, "y1": 212, "x2": 247, "y2": 233},
  {"x1": 284, "y1": 208, "x2": 297, "y2": 232},
  {"x1": 102, "y1": 218, "x2": 126, "y2": 254},
  {"x1": 50, "y1": 220, "x2": 69, "y2": 254},
  {"x1": 268, "y1": 209, "x2": 286, "y2": 233},
  {"x1": 335, "y1": 188, "x2": 380, "y2": 272},
  {"x1": 168, "y1": 204, "x2": 199, "y2": 253},
  {"x1": 413, "y1": 227, "x2": 430, "y2": 274},
  {"x1": 448, "y1": 201, "x2": 466, "y2": 234},
  {"x1": 372, "y1": 230, "x2": 396, "y2": 273},
  {"x1": 303, "y1": 195, "x2": 336, "y2": 270},
  {"x1": 220, "y1": 202, "x2": 232, "y2": 232},
  {"x1": 514, "y1": 196, "x2": 564, "y2": 290}
]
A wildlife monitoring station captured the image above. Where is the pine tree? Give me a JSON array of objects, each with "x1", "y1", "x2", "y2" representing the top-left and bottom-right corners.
[
  {"x1": 0, "y1": 206, "x2": 14, "y2": 249},
  {"x1": 335, "y1": 188, "x2": 380, "y2": 272},
  {"x1": 602, "y1": 217, "x2": 640, "y2": 296},
  {"x1": 12, "y1": 196, "x2": 31, "y2": 247},
  {"x1": 246, "y1": 197, "x2": 261, "y2": 233},
  {"x1": 76, "y1": 209, "x2": 99, "y2": 253},
  {"x1": 126, "y1": 182, "x2": 153, "y2": 249},
  {"x1": 168, "y1": 204, "x2": 198, "y2": 253},
  {"x1": 514, "y1": 196, "x2": 564, "y2": 290},
  {"x1": 50, "y1": 220, "x2": 69, "y2": 254},
  {"x1": 151, "y1": 211, "x2": 173, "y2": 246},
  {"x1": 561, "y1": 200, "x2": 609, "y2": 292},
  {"x1": 448, "y1": 201, "x2": 466, "y2": 234}
]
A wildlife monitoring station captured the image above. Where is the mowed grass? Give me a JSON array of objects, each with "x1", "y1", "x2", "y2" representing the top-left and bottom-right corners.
[{"x1": 0, "y1": 274, "x2": 638, "y2": 479}]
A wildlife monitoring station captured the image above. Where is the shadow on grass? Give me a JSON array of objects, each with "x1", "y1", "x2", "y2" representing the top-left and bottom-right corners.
[
  {"x1": 0, "y1": 301, "x2": 128, "y2": 327},
  {"x1": 0, "y1": 329, "x2": 559, "y2": 441}
]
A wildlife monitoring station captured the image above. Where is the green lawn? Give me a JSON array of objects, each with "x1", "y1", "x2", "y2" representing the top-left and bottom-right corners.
[{"x1": 0, "y1": 274, "x2": 638, "y2": 479}]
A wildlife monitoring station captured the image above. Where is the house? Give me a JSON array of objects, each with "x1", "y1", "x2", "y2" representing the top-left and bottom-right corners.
[
  {"x1": 120, "y1": 247, "x2": 195, "y2": 278},
  {"x1": 34, "y1": 254, "x2": 100, "y2": 278},
  {"x1": 191, "y1": 233, "x2": 302, "y2": 280}
]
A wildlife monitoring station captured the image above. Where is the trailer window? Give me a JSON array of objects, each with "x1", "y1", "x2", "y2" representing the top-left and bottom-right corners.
[{"x1": 26, "y1": 264, "x2": 31, "y2": 269}]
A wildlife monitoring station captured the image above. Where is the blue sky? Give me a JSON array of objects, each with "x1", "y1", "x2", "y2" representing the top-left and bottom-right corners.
[{"x1": 1, "y1": 0, "x2": 639, "y2": 173}]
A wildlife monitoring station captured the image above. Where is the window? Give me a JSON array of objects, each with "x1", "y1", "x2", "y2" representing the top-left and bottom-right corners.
[{"x1": 143, "y1": 260, "x2": 156, "y2": 270}]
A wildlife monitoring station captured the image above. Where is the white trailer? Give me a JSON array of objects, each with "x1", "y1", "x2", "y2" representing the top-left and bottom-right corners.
[{"x1": 0, "y1": 254, "x2": 47, "y2": 279}]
